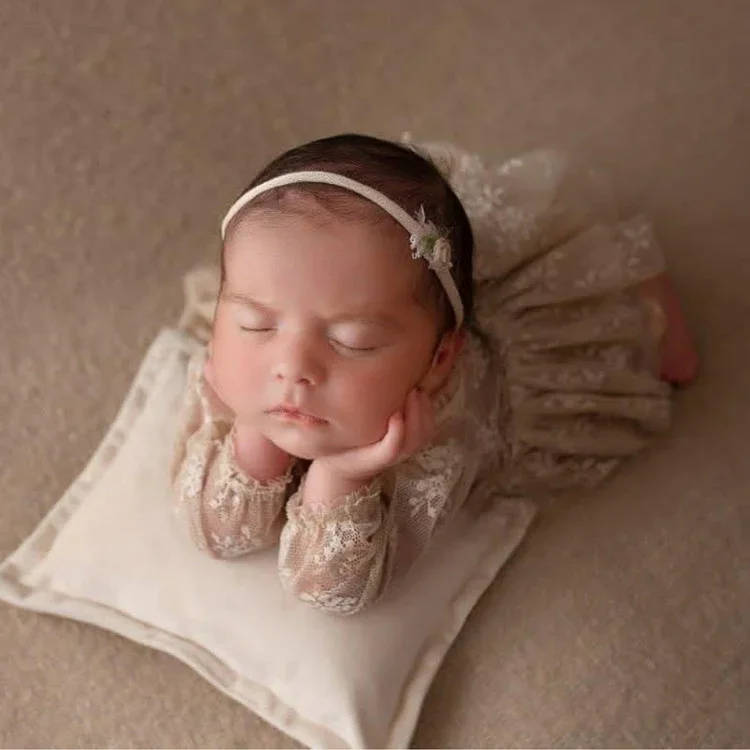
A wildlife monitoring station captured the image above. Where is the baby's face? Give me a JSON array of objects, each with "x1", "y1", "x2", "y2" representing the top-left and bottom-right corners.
[{"x1": 211, "y1": 211, "x2": 445, "y2": 460}]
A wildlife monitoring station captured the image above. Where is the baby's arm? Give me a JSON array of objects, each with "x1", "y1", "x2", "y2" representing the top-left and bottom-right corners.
[
  {"x1": 278, "y1": 473, "x2": 391, "y2": 615},
  {"x1": 277, "y1": 401, "x2": 472, "y2": 615},
  {"x1": 171, "y1": 352, "x2": 293, "y2": 558}
]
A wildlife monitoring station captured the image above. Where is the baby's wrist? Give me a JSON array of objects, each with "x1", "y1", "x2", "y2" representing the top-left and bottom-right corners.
[{"x1": 303, "y1": 461, "x2": 377, "y2": 510}]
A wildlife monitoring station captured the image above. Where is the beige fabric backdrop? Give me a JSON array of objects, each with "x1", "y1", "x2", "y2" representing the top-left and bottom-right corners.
[{"x1": 1, "y1": 1, "x2": 748, "y2": 747}]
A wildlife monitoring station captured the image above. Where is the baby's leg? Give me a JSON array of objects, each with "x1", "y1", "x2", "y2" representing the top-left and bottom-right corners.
[{"x1": 638, "y1": 272, "x2": 699, "y2": 386}]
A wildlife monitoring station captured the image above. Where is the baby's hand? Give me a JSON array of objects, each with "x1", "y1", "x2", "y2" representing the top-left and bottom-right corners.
[{"x1": 317, "y1": 388, "x2": 437, "y2": 482}]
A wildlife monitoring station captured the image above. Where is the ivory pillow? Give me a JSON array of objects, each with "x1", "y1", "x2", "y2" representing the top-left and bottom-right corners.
[{"x1": 0, "y1": 328, "x2": 535, "y2": 749}]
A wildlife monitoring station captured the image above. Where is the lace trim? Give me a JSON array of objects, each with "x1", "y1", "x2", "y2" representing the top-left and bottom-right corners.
[{"x1": 286, "y1": 475, "x2": 383, "y2": 526}]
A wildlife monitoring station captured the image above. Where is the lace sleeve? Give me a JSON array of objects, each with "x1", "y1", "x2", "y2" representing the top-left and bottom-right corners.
[
  {"x1": 278, "y1": 477, "x2": 392, "y2": 615},
  {"x1": 171, "y1": 351, "x2": 293, "y2": 558},
  {"x1": 277, "y1": 424, "x2": 479, "y2": 616},
  {"x1": 384, "y1": 430, "x2": 478, "y2": 576}
]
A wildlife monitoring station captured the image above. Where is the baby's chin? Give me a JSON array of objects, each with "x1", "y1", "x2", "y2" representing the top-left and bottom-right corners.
[
  {"x1": 264, "y1": 429, "x2": 342, "y2": 462},
  {"x1": 264, "y1": 424, "x2": 376, "y2": 462}
]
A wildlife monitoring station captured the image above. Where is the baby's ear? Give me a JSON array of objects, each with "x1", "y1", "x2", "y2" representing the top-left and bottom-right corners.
[{"x1": 420, "y1": 329, "x2": 465, "y2": 396}]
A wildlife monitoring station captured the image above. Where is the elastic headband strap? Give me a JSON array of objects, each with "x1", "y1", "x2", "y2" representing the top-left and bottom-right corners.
[{"x1": 220, "y1": 170, "x2": 464, "y2": 328}]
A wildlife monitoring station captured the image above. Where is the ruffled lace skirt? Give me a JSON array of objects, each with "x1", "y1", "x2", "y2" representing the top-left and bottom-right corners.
[{"x1": 425, "y1": 143, "x2": 672, "y2": 493}]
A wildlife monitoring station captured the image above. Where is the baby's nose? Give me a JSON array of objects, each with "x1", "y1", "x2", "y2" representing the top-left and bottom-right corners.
[
  {"x1": 273, "y1": 366, "x2": 314, "y2": 386},
  {"x1": 272, "y1": 342, "x2": 323, "y2": 386}
]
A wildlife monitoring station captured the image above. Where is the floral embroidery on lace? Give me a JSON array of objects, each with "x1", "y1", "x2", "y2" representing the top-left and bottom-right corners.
[
  {"x1": 311, "y1": 519, "x2": 359, "y2": 565},
  {"x1": 180, "y1": 451, "x2": 206, "y2": 500},
  {"x1": 407, "y1": 475, "x2": 451, "y2": 521},
  {"x1": 405, "y1": 441, "x2": 462, "y2": 522},
  {"x1": 208, "y1": 529, "x2": 258, "y2": 558}
]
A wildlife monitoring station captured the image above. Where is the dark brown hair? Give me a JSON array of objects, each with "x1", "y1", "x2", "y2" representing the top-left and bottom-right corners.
[{"x1": 222, "y1": 133, "x2": 474, "y2": 332}]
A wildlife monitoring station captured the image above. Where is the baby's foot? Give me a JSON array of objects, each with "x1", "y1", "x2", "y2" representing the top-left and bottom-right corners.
[{"x1": 638, "y1": 273, "x2": 699, "y2": 386}]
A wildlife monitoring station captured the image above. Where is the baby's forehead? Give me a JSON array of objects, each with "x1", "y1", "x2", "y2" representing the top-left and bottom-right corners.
[
  {"x1": 222, "y1": 212, "x2": 430, "y2": 313},
  {"x1": 225, "y1": 209, "x2": 414, "y2": 272}
]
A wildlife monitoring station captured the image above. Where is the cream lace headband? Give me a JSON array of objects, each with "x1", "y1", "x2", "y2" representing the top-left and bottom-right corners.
[{"x1": 220, "y1": 171, "x2": 465, "y2": 328}]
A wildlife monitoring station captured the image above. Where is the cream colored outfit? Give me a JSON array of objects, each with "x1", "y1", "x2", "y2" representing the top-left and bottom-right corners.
[{"x1": 171, "y1": 145, "x2": 672, "y2": 615}]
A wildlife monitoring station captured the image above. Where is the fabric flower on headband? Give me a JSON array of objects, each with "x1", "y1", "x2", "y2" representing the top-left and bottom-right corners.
[{"x1": 409, "y1": 206, "x2": 453, "y2": 272}]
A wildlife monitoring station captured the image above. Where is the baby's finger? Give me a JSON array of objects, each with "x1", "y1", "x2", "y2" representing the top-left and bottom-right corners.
[
  {"x1": 419, "y1": 390, "x2": 437, "y2": 443},
  {"x1": 404, "y1": 388, "x2": 421, "y2": 425},
  {"x1": 373, "y1": 410, "x2": 407, "y2": 466},
  {"x1": 331, "y1": 410, "x2": 405, "y2": 478},
  {"x1": 397, "y1": 391, "x2": 420, "y2": 453},
  {"x1": 400, "y1": 389, "x2": 435, "y2": 459}
]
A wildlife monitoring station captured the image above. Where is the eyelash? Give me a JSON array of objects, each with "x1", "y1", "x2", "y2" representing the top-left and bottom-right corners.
[
  {"x1": 239, "y1": 327, "x2": 377, "y2": 354},
  {"x1": 331, "y1": 340, "x2": 377, "y2": 355}
]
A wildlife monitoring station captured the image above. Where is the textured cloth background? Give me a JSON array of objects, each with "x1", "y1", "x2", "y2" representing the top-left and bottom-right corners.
[{"x1": 1, "y1": 1, "x2": 748, "y2": 747}]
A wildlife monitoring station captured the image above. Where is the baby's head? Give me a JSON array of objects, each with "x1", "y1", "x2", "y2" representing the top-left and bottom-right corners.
[{"x1": 210, "y1": 133, "x2": 474, "y2": 460}]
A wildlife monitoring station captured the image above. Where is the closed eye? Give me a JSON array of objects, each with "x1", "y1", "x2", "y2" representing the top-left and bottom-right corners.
[
  {"x1": 240, "y1": 326, "x2": 274, "y2": 333},
  {"x1": 330, "y1": 339, "x2": 378, "y2": 354}
]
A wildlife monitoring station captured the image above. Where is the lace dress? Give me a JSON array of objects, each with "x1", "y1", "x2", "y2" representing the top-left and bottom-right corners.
[{"x1": 171, "y1": 144, "x2": 672, "y2": 615}]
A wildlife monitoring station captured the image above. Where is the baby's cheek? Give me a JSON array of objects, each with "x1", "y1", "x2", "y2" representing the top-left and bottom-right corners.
[
  {"x1": 212, "y1": 347, "x2": 261, "y2": 414},
  {"x1": 340, "y1": 372, "x2": 409, "y2": 440}
]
